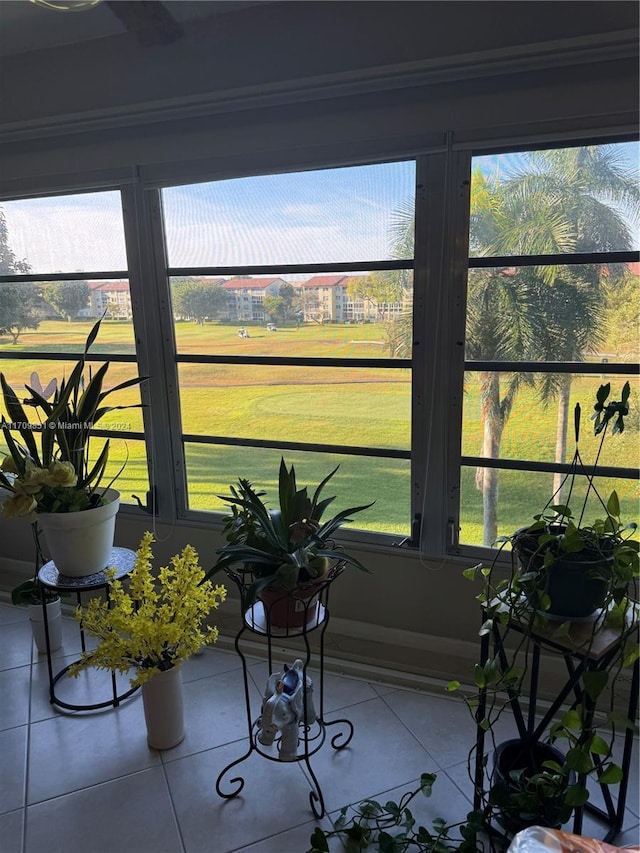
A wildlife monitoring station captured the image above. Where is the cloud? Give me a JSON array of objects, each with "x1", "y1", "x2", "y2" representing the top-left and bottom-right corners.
[{"x1": 3, "y1": 192, "x2": 127, "y2": 273}]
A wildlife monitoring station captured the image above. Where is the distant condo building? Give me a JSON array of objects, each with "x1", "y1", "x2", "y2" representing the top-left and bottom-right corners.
[
  {"x1": 217, "y1": 274, "x2": 410, "y2": 323},
  {"x1": 82, "y1": 281, "x2": 133, "y2": 320},
  {"x1": 80, "y1": 276, "x2": 410, "y2": 324},
  {"x1": 221, "y1": 277, "x2": 285, "y2": 323}
]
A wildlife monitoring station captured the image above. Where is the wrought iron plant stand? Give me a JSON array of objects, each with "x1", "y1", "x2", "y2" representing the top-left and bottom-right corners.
[
  {"x1": 215, "y1": 561, "x2": 354, "y2": 817},
  {"x1": 38, "y1": 547, "x2": 139, "y2": 712}
]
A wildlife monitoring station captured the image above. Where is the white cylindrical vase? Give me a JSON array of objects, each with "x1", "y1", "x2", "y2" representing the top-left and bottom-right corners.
[
  {"x1": 37, "y1": 489, "x2": 120, "y2": 577},
  {"x1": 28, "y1": 598, "x2": 62, "y2": 654},
  {"x1": 141, "y1": 665, "x2": 185, "y2": 750}
]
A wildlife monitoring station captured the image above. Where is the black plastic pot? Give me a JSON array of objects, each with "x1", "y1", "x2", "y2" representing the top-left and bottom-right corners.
[
  {"x1": 490, "y1": 739, "x2": 574, "y2": 836},
  {"x1": 512, "y1": 526, "x2": 611, "y2": 618}
]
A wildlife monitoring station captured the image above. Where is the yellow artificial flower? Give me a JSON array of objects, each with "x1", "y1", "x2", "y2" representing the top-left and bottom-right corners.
[
  {"x1": 2, "y1": 493, "x2": 38, "y2": 518},
  {"x1": 14, "y1": 465, "x2": 47, "y2": 496},
  {"x1": 44, "y1": 460, "x2": 78, "y2": 488},
  {"x1": 1, "y1": 455, "x2": 18, "y2": 474},
  {"x1": 69, "y1": 532, "x2": 227, "y2": 688}
]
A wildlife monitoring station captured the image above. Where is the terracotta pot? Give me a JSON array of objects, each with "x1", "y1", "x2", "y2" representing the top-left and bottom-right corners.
[
  {"x1": 259, "y1": 577, "x2": 326, "y2": 630},
  {"x1": 141, "y1": 665, "x2": 185, "y2": 750},
  {"x1": 37, "y1": 489, "x2": 120, "y2": 577}
]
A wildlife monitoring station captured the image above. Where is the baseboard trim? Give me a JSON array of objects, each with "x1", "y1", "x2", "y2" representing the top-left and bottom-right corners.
[{"x1": 2, "y1": 559, "x2": 632, "y2": 713}]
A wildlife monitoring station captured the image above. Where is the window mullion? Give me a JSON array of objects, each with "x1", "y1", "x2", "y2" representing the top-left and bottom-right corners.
[
  {"x1": 413, "y1": 148, "x2": 472, "y2": 556},
  {"x1": 444, "y1": 149, "x2": 473, "y2": 557},
  {"x1": 122, "y1": 183, "x2": 181, "y2": 522}
]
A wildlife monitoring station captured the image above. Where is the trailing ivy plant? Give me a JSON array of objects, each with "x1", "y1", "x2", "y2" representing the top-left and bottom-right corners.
[
  {"x1": 449, "y1": 554, "x2": 638, "y2": 840},
  {"x1": 446, "y1": 383, "x2": 639, "y2": 838},
  {"x1": 308, "y1": 384, "x2": 638, "y2": 850},
  {"x1": 307, "y1": 773, "x2": 487, "y2": 852}
]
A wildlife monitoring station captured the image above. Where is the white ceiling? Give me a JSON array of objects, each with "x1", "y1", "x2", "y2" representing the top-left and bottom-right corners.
[{"x1": 0, "y1": 0, "x2": 272, "y2": 57}]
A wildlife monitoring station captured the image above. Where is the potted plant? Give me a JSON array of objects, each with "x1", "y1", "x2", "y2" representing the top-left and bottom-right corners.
[
  {"x1": 0, "y1": 316, "x2": 145, "y2": 576},
  {"x1": 449, "y1": 599, "x2": 636, "y2": 843},
  {"x1": 488, "y1": 740, "x2": 574, "y2": 835},
  {"x1": 10, "y1": 523, "x2": 64, "y2": 653},
  {"x1": 69, "y1": 531, "x2": 227, "y2": 749},
  {"x1": 12, "y1": 573, "x2": 63, "y2": 654},
  {"x1": 449, "y1": 383, "x2": 639, "y2": 841},
  {"x1": 203, "y1": 457, "x2": 373, "y2": 628},
  {"x1": 509, "y1": 382, "x2": 637, "y2": 619}
]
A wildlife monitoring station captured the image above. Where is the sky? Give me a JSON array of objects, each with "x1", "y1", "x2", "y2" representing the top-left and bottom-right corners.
[
  {"x1": 2, "y1": 141, "x2": 638, "y2": 275},
  {"x1": 3, "y1": 190, "x2": 128, "y2": 274},
  {"x1": 2, "y1": 162, "x2": 416, "y2": 275},
  {"x1": 162, "y1": 162, "x2": 415, "y2": 268}
]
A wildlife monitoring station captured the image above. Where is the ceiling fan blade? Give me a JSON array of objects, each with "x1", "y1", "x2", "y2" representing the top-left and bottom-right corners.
[
  {"x1": 104, "y1": 1, "x2": 184, "y2": 46},
  {"x1": 29, "y1": 0, "x2": 102, "y2": 9}
]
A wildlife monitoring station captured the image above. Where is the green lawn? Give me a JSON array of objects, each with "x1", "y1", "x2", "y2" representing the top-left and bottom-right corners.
[{"x1": 1, "y1": 320, "x2": 638, "y2": 543}]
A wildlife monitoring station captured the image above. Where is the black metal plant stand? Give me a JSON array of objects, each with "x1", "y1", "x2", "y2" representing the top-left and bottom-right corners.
[
  {"x1": 215, "y1": 562, "x2": 354, "y2": 818},
  {"x1": 473, "y1": 605, "x2": 639, "y2": 844},
  {"x1": 38, "y1": 547, "x2": 139, "y2": 712}
]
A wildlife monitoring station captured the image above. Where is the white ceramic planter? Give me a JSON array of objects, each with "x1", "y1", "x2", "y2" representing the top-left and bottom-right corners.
[
  {"x1": 37, "y1": 489, "x2": 120, "y2": 576},
  {"x1": 141, "y1": 665, "x2": 185, "y2": 750},
  {"x1": 28, "y1": 597, "x2": 62, "y2": 654}
]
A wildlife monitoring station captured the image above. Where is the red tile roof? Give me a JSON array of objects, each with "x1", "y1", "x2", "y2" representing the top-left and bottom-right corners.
[
  {"x1": 300, "y1": 275, "x2": 348, "y2": 289},
  {"x1": 87, "y1": 280, "x2": 130, "y2": 292}
]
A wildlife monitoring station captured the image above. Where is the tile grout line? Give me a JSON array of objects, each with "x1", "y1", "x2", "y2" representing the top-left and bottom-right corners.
[
  {"x1": 299, "y1": 686, "x2": 438, "y2": 831},
  {"x1": 158, "y1": 750, "x2": 188, "y2": 853},
  {"x1": 377, "y1": 687, "x2": 444, "y2": 772},
  {"x1": 3, "y1": 607, "x2": 637, "y2": 852},
  {"x1": 22, "y1": 624, "x2": 37, "y2": 853}
]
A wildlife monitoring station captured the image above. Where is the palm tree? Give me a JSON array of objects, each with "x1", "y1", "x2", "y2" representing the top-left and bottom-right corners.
[
  {"x1": 471, "y1": 146, "x2": 639, "y2": 538},
  {"x1": 387, "y1": 144, "x2": 639, "y2": 546}
]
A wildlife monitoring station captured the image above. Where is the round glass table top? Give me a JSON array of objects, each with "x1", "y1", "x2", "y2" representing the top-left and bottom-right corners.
[{"x1": 38, "y1": 547, "x2": 136, "y2": 590}]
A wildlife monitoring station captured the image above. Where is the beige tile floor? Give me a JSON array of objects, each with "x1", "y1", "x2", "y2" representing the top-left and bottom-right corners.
[{"x1": 1, "y1": 601, "x2": 638, "y2": 853}]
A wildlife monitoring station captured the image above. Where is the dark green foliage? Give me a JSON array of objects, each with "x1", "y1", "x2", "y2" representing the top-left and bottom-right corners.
[
  {"x1": 0, "y1": 316, "x2": 146, "y2": 512},
  {"x1": 307, "y1": 775, "x2": 485, "y2": 852},
  {"x1": 0, "y1": 282, "x2": 41, "y2": 344},
  {"x1": 452, "y1": 385, "x2": 638, "y2": 837},
  {"x1": 203, "y1": 457, "x2": 373, "y2": 606},
  {"x1": 172, "y1": 278, "x2": 228, "y2": 324},
  {"x1": 44, "y1": 280, "x2": 90, "y2": 321}
]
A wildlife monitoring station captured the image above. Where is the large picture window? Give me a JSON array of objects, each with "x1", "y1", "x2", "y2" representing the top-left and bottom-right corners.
[
  {"x1": 2, "y1": 139, "x2": 637, "y2": 553},
  {"x1": 458, "y1": 142, "x2": 640, "y2": 550},
  {"x1": 0, "y1": 191, "x2": 149, "y2": 506},
  {"x1": 160, "y1": 162, "x2": 416, "y2": 534}
]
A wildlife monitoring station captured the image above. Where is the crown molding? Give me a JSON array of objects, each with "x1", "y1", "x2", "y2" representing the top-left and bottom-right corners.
[{"x1": 0, "y1": 30, "x2": 636, "y2": 143}]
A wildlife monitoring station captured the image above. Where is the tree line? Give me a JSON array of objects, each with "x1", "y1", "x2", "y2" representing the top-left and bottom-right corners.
[{"x1": 171, "y1": 278, "x2": 300, "y2": 326}]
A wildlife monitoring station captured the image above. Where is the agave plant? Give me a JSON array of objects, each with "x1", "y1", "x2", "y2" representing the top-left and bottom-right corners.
[{"x1": 204, "y1": 457, "x2": 373, "y2": 606}]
